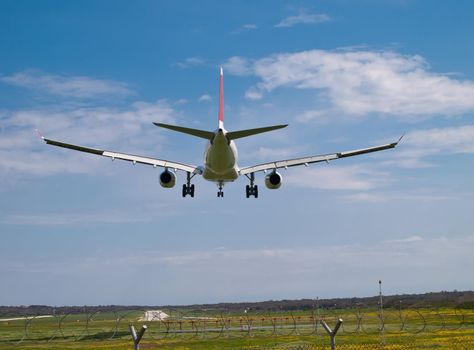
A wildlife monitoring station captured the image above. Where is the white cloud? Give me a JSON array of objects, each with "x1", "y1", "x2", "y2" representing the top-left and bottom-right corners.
[
  {"x1": 232, "y1": 23, "x2": 258, "y2": 34},
  {"x1": 0, "y1": 70, "x2": 132, "y2": 98},
  {"x1": 174, "y1": 98, "x2": 188, "y2": 105},
  {"x1": 254, "y1": 146, "x2": 302, "y2": 160},
  {"x1": 285, "y1": 165, "x2": 389, "y2": 191},
  {"x1": 384, "y1": 236, "x2": 423, "y2": 244},
  {"x1": 198, "y1": 94, "x2": 212, "y2": 102},
  {"x1": 343, "y1": 192, "x2": 387, "y2": 203},
  {"x1": 245, "y1": 87, "x2": 264, "y2": 100},
  {"x1": 344, "y1": 191, "x2": 456, "y2": 203},
  {"x1": 295, "y1": 109, "x2": 329, "y2": 124},
  {"x1": 406, "y1": 125, "x2": 474, "y2": 153},
  {"x1": 387, "y1": 125, "x2": 474, "y2": 168},
  {"x1": 275, "y1": 12, "x2": 331, "y2": 28},
  {"x1": 175, "y1": 57, "x2": 205, "y2": 69},
  {"x1": 222, "y1": 56, "x2": 252, "y2": 76},
  {"x1": 224, "y1": 49, "x2": 474, "y2": 119},
  {"x1": 0, "y1": 212, "x2": 147, "y2": 225},
  {"x1": 0, "y1": 100, "x2": 177, "y2": 178}
]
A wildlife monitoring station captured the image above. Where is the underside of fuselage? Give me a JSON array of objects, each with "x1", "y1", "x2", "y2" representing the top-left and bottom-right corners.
[{"x1": 202, "y1": 129, "x2": 239, "y2": 182}]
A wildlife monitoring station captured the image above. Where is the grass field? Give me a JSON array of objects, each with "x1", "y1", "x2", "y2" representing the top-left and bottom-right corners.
[{"x1": 1, "y1": 307, "x2": 473, "y2": 349}]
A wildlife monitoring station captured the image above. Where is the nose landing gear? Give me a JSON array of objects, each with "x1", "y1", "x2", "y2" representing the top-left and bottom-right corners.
[{"x1": 217, "y1": 181, "x2": 224, "y2": 197}]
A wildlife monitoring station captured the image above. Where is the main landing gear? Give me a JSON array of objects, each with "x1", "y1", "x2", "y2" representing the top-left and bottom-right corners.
[
  {"x1": 245, "y1": 173, "x2": 258, "y2": 198},
  {"x1": 182, "y1": 172, "x2": 195, "y2": 197},
  {"x1": 217, "y1": 181, "x2": 224, "y2": 198}
]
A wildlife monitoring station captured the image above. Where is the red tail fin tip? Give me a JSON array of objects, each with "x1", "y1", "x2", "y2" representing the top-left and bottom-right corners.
[{"x1": 218, "y1": 67, "x2": 224, "y2": 128}]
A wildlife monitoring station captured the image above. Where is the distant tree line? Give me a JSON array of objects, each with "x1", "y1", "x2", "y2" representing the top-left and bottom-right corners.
[{"x1": 1, "y1": 290, "x2": 473, "y2": 317}]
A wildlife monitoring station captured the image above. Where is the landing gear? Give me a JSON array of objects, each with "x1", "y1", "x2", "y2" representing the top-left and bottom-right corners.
[
  {"x1": 246, "y1": 184, "x2": 258, "y2": 198},
  {"x1": 217, "y1": 181, "x2": 224, "y2": 198},
  {"x1": 245, "y1": 173, "x2": 258, "y2": 198},
  {"x1": 182, "y1": 172, "x2": 195, "y2": 198},
  {"x1": 182, "y1": 184, "x2": 195, "y2": 197}
]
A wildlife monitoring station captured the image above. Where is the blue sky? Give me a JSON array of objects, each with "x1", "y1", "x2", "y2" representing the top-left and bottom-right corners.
[{"x1": 1, "y1": 0, "x2": 474, "y2": 306}]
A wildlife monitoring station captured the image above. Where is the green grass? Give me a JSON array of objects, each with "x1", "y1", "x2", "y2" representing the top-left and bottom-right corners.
[{"x1": 1, "y1": 307, "x2": 473, "y2": 349}]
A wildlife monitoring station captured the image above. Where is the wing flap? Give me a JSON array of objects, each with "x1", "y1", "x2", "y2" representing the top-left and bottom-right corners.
[
  {"x1": 44, "y1": 137, "x2": 201, "y2": 174},
  {"x1": 239, "y1": 139, "x2": 399, "y2": 175}
]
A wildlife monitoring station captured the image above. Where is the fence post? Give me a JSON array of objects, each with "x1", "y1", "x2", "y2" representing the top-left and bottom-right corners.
[
  {"x1": 129, "y1": 323, "x2": 147, "y2": 350},
  {"x1": 320, "y1": 318, "x2": 343, "y2": 350}
]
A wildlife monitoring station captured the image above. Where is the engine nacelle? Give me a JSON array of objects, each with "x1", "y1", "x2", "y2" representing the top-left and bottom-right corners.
[
  {"x1": 159, "y1": 170, "x2": 176, "y2": 188},
  {"x1": 265, "y1": 171, "x2": 282, "y2": 189}
]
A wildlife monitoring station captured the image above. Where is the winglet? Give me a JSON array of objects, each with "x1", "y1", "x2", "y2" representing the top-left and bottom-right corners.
[
  {"x1": 397, "y1": 133, "x2": 405, "y2": 144},
  {"x1": 35, "y1": 129, "x2": 45, "y2": 142}
]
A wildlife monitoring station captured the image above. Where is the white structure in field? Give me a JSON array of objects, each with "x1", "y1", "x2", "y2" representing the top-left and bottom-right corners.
[{"x1": 140, "y1": 310, "x2": 169, "y2": 321}]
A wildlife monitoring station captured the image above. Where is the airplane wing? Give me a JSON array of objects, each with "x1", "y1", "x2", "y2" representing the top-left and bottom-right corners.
[
  {"x1": 238, "y1": 137, "x2": 402, "y2": 175},
  {"x1": 43, "y1": 137, "x2": 202, "y2": 174}
]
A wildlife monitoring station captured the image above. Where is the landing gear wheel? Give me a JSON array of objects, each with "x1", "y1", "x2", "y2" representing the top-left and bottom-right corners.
[
  {"x1": 245, "y1": 173, "x2": 259, "y2": 198},
  {"x1": 182, "y1": 172, "x2": 195, "y2": 198},
  {"x1": 217, "y1": 181, "x2": 224, "y2": 198},
  {"x1": 245, "y1": 185, "x2": 258, "y2": 198}
]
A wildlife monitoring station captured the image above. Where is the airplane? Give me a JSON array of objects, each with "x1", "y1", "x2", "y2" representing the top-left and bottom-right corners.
[{"x1": 41, "y1": 68, "x2": 402, "y2": 198}]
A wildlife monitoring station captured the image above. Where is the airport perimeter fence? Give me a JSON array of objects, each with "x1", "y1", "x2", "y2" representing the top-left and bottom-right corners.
[
  {"x1": 240, "y1": 340, "x2": 474, "y2": 350},
  {"x1": 1, "y1": 305, "x2": 473, "y2": 347}
]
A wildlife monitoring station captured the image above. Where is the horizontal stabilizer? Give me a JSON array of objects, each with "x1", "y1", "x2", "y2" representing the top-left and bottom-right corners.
[
  {"x1": 227, "y1": 124, "x2": 288, "y2": 140},
  {"x1": 153, "y1": 122, "x2": 214, "y2": 140}
]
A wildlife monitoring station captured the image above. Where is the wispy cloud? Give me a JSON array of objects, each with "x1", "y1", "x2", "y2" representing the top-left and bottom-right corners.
[
  {"x1": 0, "y1": 70, "x2": 132, "y2": 98},
  {"x1": 7, "y1": 235, "x2": 473, "y2": 301},
  {"x1": 0, "y1": 212, "x2": 148, "y2": 225},
  {"x1": 343, "y1": 190, "x2": 457, "y2": 203},
  {"x1": 231, "y1": 23, "x2": 258, "y2": 34},
  {"x1": 224, "y1": 49, "x2": 474, "y2": 119},
  {"x1": 387, "y1": 125, "x2": 474, "y2": 168},
  {"x1": 198, "y1": 94, "x2": 212, "y2": 102},
  {"x1": 175, "y1": 57, "x2": 205, "y2": 69},
  {"x1": 254, "y1": 146, "x2": 303, "y2": 160},
  {"x1": 0, "y1": 99, "x2": 176, "y2": 179},
  {"x1": 384, "y1": 236, "x2": 423, "y2": 244},
  {"x1": 285, "y1": 165, "x2": 390, "y2": 191},
  {"x1": 222, "y1": 56, "x2": 253, "y2": 76},
  {"x1": 275, "y1": 12, "x2": 331, "y2": 28}
]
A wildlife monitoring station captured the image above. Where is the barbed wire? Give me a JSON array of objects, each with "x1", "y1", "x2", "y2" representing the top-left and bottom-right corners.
[{"x1": 0, "y1": 305, "x2": 473, "y2": 344}]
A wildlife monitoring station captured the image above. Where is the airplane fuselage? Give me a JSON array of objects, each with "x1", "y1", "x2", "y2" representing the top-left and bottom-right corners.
[{"x1": 202, "y1": 128, "x2": 239, "y2": 182}]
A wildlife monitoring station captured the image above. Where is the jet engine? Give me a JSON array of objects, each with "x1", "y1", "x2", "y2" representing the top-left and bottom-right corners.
[
  {"x1": 265, "y1": 171, "x2": 282, "y2": 189},
  {"x1": 159, "y1": 170, "x2": 176, "y2": 188}
]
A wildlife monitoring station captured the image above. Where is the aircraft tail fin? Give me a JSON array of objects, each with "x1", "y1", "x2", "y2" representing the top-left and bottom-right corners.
[{"x1": 218, "y1": 67, "x2": 224, "y2": 129}]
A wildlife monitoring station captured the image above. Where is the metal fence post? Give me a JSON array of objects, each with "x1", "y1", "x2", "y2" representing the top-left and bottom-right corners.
[
  {"x1": 129, "y1": 323, "x2": 147, "y2": 350},
  {"x1": 320, "y1": 318, "x2": 343, "y2": 350}
]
